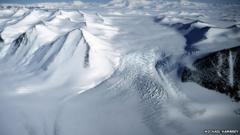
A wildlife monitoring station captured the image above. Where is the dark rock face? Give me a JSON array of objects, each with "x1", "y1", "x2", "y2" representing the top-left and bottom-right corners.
[
  {"x1": 154, "y1": 17, "x2": 210, "y2": 54},
  {"x1": 0, "y1": 35, "x2": 3, "y2": 42},
  {"x1": 84, "y1": 42, "x2": 90, "y2": 68},
  {"x1": 184, "y1": 26, "x2": 210, "y2": 46},
  {"x1": 182, "y1": 46, "x2": 240, "y2": 101},
  {"x1": 8, "y1": 33, "x2": 27, "y2": 55},
  {"x1": 165, "y1": 20, "x2": 210, "y2": 47}
]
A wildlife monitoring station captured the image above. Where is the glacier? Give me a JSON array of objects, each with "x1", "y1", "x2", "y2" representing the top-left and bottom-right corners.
[{"x1": 0, "y1": 0, "x2": 240, "y2": 135}]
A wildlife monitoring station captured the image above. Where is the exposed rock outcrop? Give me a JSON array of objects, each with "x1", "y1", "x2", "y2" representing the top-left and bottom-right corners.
[{"x1": 182, "y1": 46, "x2": 240, "y2": 101}]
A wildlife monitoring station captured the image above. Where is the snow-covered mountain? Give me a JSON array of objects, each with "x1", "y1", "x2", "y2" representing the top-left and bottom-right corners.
[
  {"x1": 107, "y1": 0, "x2": 154, "y2": 8},
  {"x1": 0, "y1": 1, "x2": 240, "y2": 135}
]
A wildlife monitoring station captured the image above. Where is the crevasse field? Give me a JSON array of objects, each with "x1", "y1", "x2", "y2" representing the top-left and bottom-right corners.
[{"x1": 0, "y1": 0, "x2": 240, "y2": 135}]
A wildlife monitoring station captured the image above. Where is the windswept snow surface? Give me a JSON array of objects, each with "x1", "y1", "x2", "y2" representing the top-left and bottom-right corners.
[{"x1": 0, "y1": 0, "x2": 240, "y2": 135}]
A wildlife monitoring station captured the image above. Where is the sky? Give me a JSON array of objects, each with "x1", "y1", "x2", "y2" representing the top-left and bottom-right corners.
[{"x1": 0, "y1": 0, "x2": 111, "y2": 4}]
